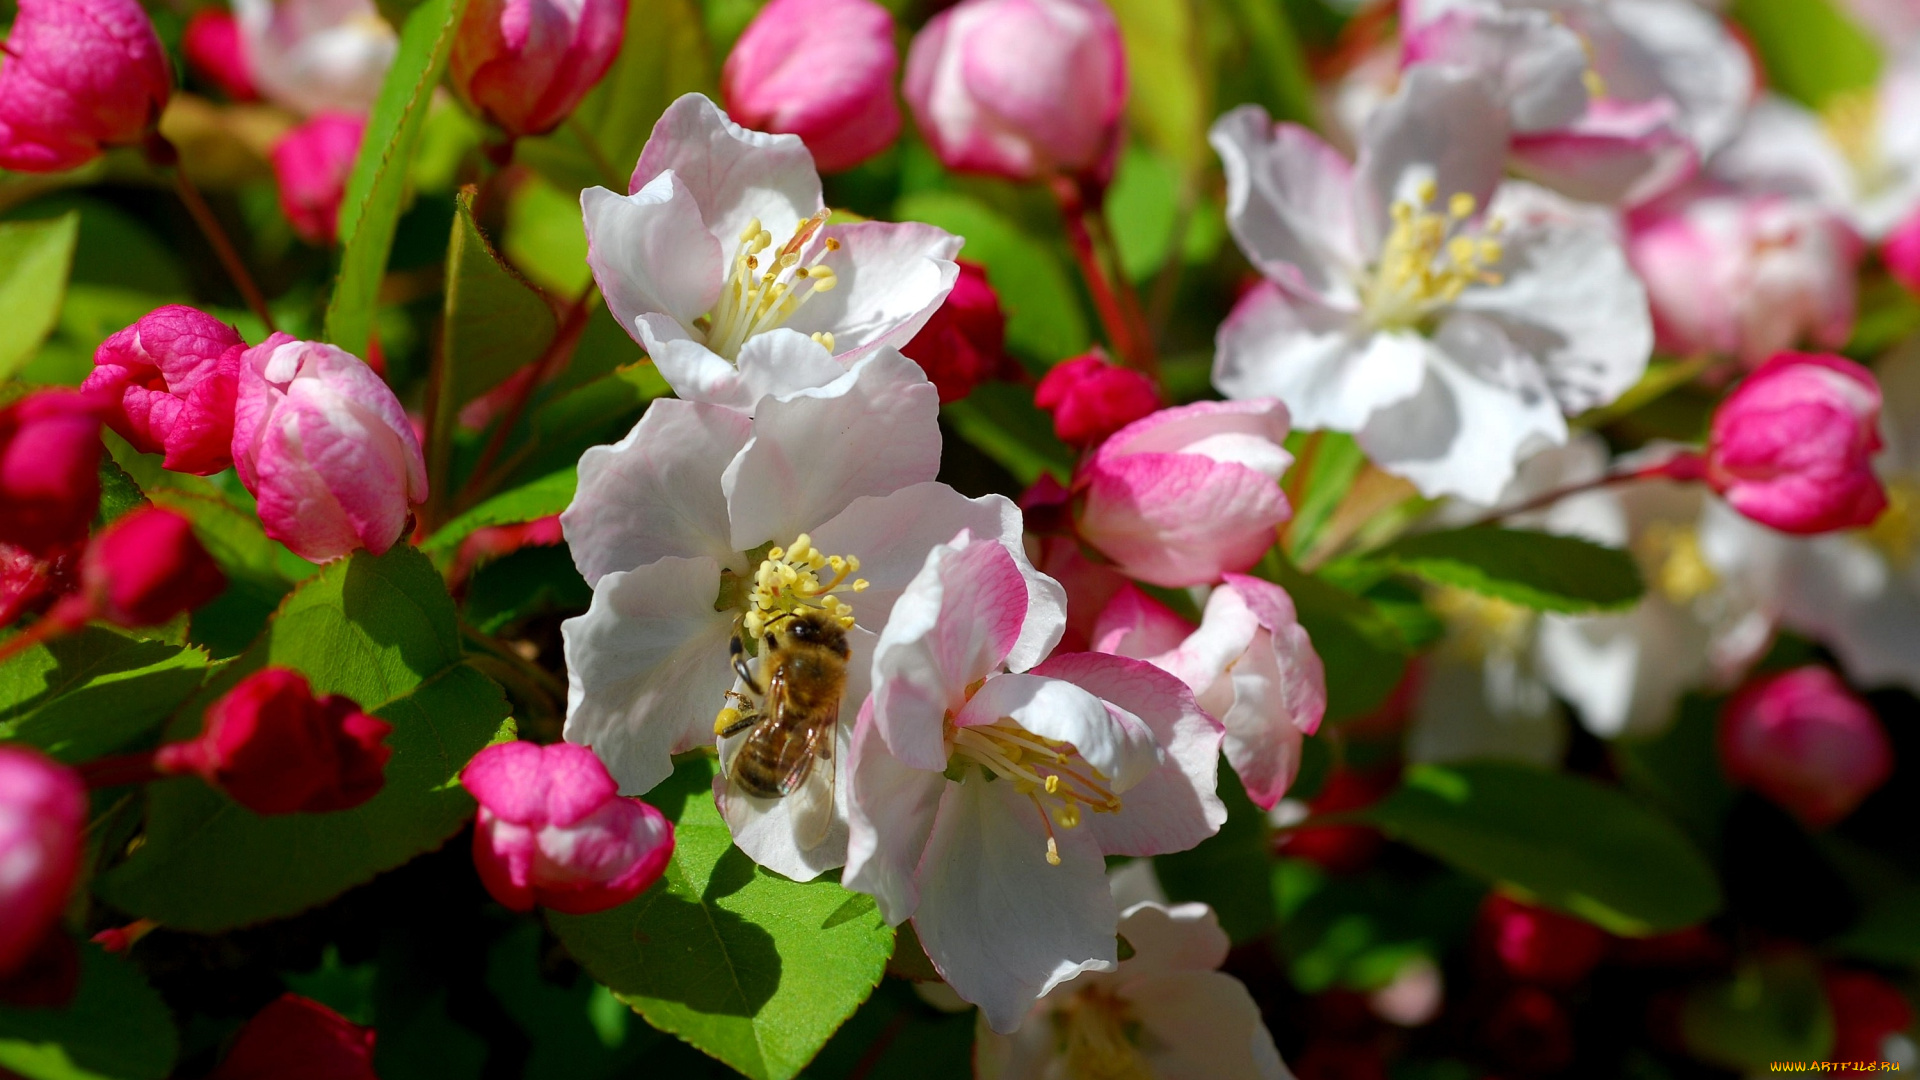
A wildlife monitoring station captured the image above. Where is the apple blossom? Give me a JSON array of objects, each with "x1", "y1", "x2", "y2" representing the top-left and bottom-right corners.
[
  {"x1": 1033, "y1": 351, "x2": 1161, "y2": 449},
  {"x1": 83, "y1": 305, "x2": 247, "y2": 475},
  {"x1": 1210, "y1": 71, "x2": 1652, "y2": 502},
  {"x1": 722, "y1": 0, "x2": 902, "y2": 173},
  {"x1": 1719, "y1": 665, "x2": 1892, "y2": 828},
  {"x1": 184, "y1": 8, "x2": 259, "y2": 102},
  {"x1": 0, "y1": 747, "x2": 85, "y2": 978},
  {"x1": 231, "y1": 335, "x2": 429, "y2": 563},
  {"x1": 272, "y1": 113, "x2": 366, "y2": 246},
  {"x1": 0, "y1": 0, "x2": 172, "y2": 173},
  {"x1": 902, "y1": 0, "x2": 1127, "y2": 184},
  {"x1": 1626, "y1": 187, "x2": 1862, "y2": 366},
  {"x1": 207, "y1": 994, "x2": 378, "y2": 1080},
  {"x1": 975, "y1": 900, "x2": 1289, "y2": 1079},
  {"x1": 461, "y1": 741, "x2": 675, "y2": 914},
  {"x1": 844, "y1": 530, "x2": 1225, "y2": 1031},
  {"x1": 235, "y1": 0, "x2": 398, "y2": 117},
  {"x1": 1074, "y1": 400, "x2": 1294, "y2": 588},
  {"x1": 901, "y1": 261, "x2": 1009, "y2": 403},
  {"x1": 1094, "y1": 576, "x2": 1327, "y2": 809},
  {"x1": 451, "y1": 0, "x2": 628, "y2": 139},
  {"x1": 560, "y1": 350, "x2": 1060, "y2": 879},
  {"x1": 582, "y1": 94, "x2": 961, "y2": 411},
  {"x1": 0, "y1": 390, "x2": 107, "y2": 557}
]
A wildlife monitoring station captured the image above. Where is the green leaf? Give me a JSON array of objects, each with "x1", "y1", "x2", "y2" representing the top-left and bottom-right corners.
[
  {"x1": 1155, "y1": 765, "x2": 1275, "y2": 943},
  {"x1": 1732, "y1": 0, "x2": 1881, "y2": 109},
  {"x1": 0, "y1": 212, "x2": 79, "y2": 379},
  {"x1": 1284, "y1": 431, "x2": 1365, "y2": 560},
  {"x1": 0, "y1": 628, "x2": 212, "y2": 763},
  {"x1": 424, "y1": 468, "x2": 577, "y2": 553},
  {"x1": 516, "y1": 0, "x2": 715, "y2": 193},
  {"x1": 1109, "y1": 0, "x2": 1210, "y2": 173},
  {"x1": 326, "y1": 0, "x2": 472, "y2": 357},
  {"x1": 0, "y1": 946, "x2": 178, "y2": 1080},
  {"x1": 940, "y1": 384, "x2": 1074, "y2": 487},
  {"x1": 1362, "y1": 762, "x2": 1723, "y2": 935},
  {"x1": 549, "y1": 756, "x2": 895, "y2": 1080},
  {"x1": 1681, "y1": 955, "x2": 1835, "y2": 1068},
  {"x1": 96, "y1": 547, "x2": 508, "y2": 931},
  {"x1": 1217, "y1": 0, "x2": 1316, "y2": 125},
  {"x1": 892, "y1": 192, "x2": 1090, "y2": 368},
  {"x1": 1369, "y1": 526, "x2": 1644, "y2": 613}
]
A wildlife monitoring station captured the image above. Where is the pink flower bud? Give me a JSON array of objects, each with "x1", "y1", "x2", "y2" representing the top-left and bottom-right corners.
[
  {"x1": 0, "y1": 0, "x2": 172, "y2": 172},
  {"x1": 83, "y1": 305, "x2": 248, "y2": 475},
  {"x1": 0, "y1": 747, "x2": 86, "y2": 978},
  {"x1": 901, "y1": 261, "x2": 1008, "y2": 403},
  {"x1": 450, "y1": 0, "x2": 629, "y2": 138},
  {"x1": 271, "y1": 113, "x2": 366, "y2": 247},
  {"x1": 155, "y1": 668, "x2": 394, "y2": 815},
  {"x1": 0, "y1": 390, "x2": 107, "y2": 557},
  {"x1": 1076, "y1": 399, "x2": 1294, "y2": 588},
  {"x1": 903, "y1": 0, "x2": 1126, "y2": 183},
  {"x1": 1884, "y1": 206, "x2": 1920, "y2": 299},
  {"x1": 208, "y1": 994, "x2": 378, "y2": 1080},
  {"x1": 461, "y1": 741, "x2": 675, "y2": 915},
  {"x1": 1034, "y1": 352, "x2": 1160, "y2": 447},
  {"x1": 1719, "y1": 666, "x2": 1893, "y2": 829},
  {"x1": 1479, "y1": 894, "x2": 1607, "y2": 987},
  {"x1": 1825, "y1": 970, "x2": 1913, "y2": 1063},
  {"x1": 0, "y1": 541, "x2": 78, "y2": 627},
  {"x1": 722, "y1": 0, "x2": 902, "y2": 173},
  {"x1": 1704, "y1": 352, "x2": 1887, "y2": 535},
  {"x1": 184, "y1": 8, "x2": 259, "y2": 102},
  {"x1": 231, "y1": 335, "x2": 429, "y2": 563},
  {"x1": 73, "y1": 507, "x2": 226, "y2": 628}
]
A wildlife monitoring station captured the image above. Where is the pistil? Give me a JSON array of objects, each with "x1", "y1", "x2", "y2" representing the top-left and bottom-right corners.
[{"x1": 741, "y1": 532, "x2": 868, "y2": 638}]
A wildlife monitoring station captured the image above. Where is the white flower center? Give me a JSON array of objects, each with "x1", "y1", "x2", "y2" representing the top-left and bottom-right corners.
[
  {"x1": 947, "y1": 710, "x2": 1121, "y2": 867},
  {"x1": 1055, "y1": 984, "x2": 1151, "y2": 1080},
  {"x1": 742, "y1": 532, "x2": 867, "y2": 638},
  {"x1": 1359, "y1": 181, "x2": 1505, "y2": 332},
  {"x1": 700, "y1": 211, "x2": 841, "y2": 361}
]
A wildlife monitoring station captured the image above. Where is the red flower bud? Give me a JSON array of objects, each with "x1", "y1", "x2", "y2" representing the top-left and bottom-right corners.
[
  {"x1": 1033, "y1": 351, "x2": 1160, "y2": 448},
  {"x1": 902, "y1": 261, "x2": 1010, "y2": 403},
  {"x1": 1825, "y1": 969, "x2": 1913, "y2": 1063},
  {"x1": 0, "y1": 747, "x2": 86, "y2": 979},
  {"x1": 208, "y1": 994, "x2": 378, "y2": 1080},
  {"x1": 183, "y1": 8, "x2": 259, "y2": 102},
  {"x1": 271, "y1": 113, "x2": 367, "y2": 247},
  {"x1": 83, "y1": 305, "x2": 248, "y2": 475},
  {"x1": 0, "y1": 390, "x2": 107, "y2": 556},
  {"x1": 1279, "y1": 769, "x2": 1392, "y2": 874},
  {"x1": 1704, "y1": 352, "x2": 1888, "y2": 535},
  {"x1": 0, "y1": 541, "x2": 79, "y2": 627},
  {"x1": 1719, "y1": 666, "x2": 1893, "y2": 829},
  {"x1": 1483, "y1": 986, "x2": 1575, "y2": 1073},
  {"x1": 1885, "y1": 206, "x2": 1920, "y2": 300},
  {"x1": 0, "y1": 0, "x2": 172, "y2": 172},
  {"x1": 75, "y1": 507, "x2": 226, "y2": 628},
  {"x1": 156, "y1": 669, "x2": 393, "y2": 815},
  {"x1": 1479, "y1": 894, "x2": 1607, "y2": 986},
  {"x1": 462, "y1": 741, "x2": 674, "y2": 914}
]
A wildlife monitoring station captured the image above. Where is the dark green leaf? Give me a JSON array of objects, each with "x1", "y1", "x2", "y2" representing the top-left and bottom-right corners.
[
  {"x1": 0, "y1": 946, "x2": 178, "y2": 1080},
  {"x1": 1370, "y1": 526, "x2": 1644, "y2": 613},
  {"x1": 940, "y1": 384, "x2": 1074, "y2": 487},
  {"x1": 549, "y1": 756, "x2": 894, "y2": 1080},
  {"x1": 1732, "y1": 0, "x2": 1880, "y2": 109},
  {"x1": 1155, "y1": 765, "x2": 1275, "y2": 942},
  {"x1": 0, "y1": 628, "x2": 212, "y2": 763},
  {"x1": 326, "y1": 0, "x2": 472, "y2": 357},
  {"x1": 424, "y1": 468, "x2": 576, "y2": 554},
  {"x1": 1362, "y1": 762, "x2": 1723, "y2": 934},
  {"x1": 0, "y1": 212, "x2": 79, "y2": 379},
  {"x1": 1681, "y1": 955, "x2": 1835, "y2": 1068}
]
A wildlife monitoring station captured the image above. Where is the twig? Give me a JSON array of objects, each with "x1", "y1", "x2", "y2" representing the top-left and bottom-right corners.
[
  {"x1": 145, "y1": 134, "x2": 277, "y2": 332},
  {"x1": 1052, "y1": 177, "x2": 1145, "y2": 375}
]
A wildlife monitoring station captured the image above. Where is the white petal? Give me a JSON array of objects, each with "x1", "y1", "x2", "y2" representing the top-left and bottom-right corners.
[
  {"x1": 1354, "y1": 67, "x2": 1510, "y2": 252},
  {"x1": 1405, "y1": 653, "x2": 1568, "y2": 768},
  {"x1": 1536, "y1": 602, "x2": 1705, "y2": 739},
  {"x1": 562, "y1": 400, "x2": 750, "y2": 586},
  {"x1": 630, "y1": 93, "x2": 823, "y2": 254},
  {"x1": 957, "y1": 672, "x2": 1161, "y2": 795},
  {"x1": 786, "y1": 221, "x2": 964, "y2": 356},
  {"x1": 723, "y1": 348, "x2": 942, "y2": 550},
  {"x1": 1115, "y1": 900, "x2": 1230, "y2": 975},
  {"x1": 1212, "y1": 282, "x2": 1424, "y2": 430},
  {"x1": 913, "y1": 777, "x2": 1118, "y2": 1034},
  {"x1": 1209, "y1": 106, "x2": 1365, "y2": 306},
  {"x1": 582, "y1": 177, "x2": 723, "y2": 348},
  {"x1": 1126, "y1": 970, "x2": 1291, "y2": 1080},
  {"x1": 1771, "y1": 536, "x2": 1920, "y2": 694},
  {"x1": 1403, "y1": 3, "x2": 1591, "y2": 133},
  {"x1": 562, "y1": 557, "x2": 736, "y2": 794},
  {"x1": 1710, "y1": 96, "x2": 1855, "y2": 211},
  {"x1": 1605, "y1": 0, "x2": 1754, "y2": 158},
  {"x1": 844, "y1": 704, "x2": 947, "y2": 924},
  {"x1": 639, "y1": 320, "x2": 850, "y2": 412}
]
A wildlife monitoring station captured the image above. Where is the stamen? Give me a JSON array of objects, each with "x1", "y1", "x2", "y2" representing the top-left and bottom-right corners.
[
  {"x1": 949, "y1": 719, "x2": 1123, "y2": 864},
  {"x1": 1359, "y1": 184, "x2": 1507, "y2": 331},
  {"x1": 742, "y1": 532, "x2": 867, "y2": 636},
  {"x1": 701, "y1": 210, "x2": 843, "y2": 362}
]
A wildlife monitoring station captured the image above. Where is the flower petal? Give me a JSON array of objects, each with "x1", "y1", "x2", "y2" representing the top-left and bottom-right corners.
[
  {"x1": 583, "y1": 175, "x2": 724, "y2": 347},
  {"x1": 1125, "y1": 969, "x2": 1290, "y2": 1080},
  {"x1": 630, "y1": 92, "x2": 823, "y2": 252},
  {"x1": 562, "y1": 556, "x2": 736, "y2": 794},
  {"x1": 1508, "y1": 98, "x2": 1698, "y2": 206},
  {"x1": 1401, "y1": 4, "x2": 1589, "y2": 133},
  {"x1": 844, "y1": 701, "x2": 947, "y2": 923},
  {"x1": 1213, "y1": 282, "x2": 1425, "y2": 431},
  {"x1": 1114, "y1": 900, "x2": 1229, "y2": 974},
  {"x1": 1079, "y1": 448, "x2": 1292, "y2": 588},
  {"x1": 1354, "y1": 66, "x2": 1509, "y2": 252},
  {"x1": 1209, "y1": 105, "x2": 1364, "y2": 306},
  {"x1": 786, "y1": 220, "x2": 963, "y2": 357}
]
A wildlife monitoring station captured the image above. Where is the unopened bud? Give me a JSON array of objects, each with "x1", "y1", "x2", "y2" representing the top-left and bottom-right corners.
[{"x1": 1719, "y1": 666, "x2": 1893, "y2": 828}]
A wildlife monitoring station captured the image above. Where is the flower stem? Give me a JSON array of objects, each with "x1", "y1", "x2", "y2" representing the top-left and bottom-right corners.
[
  {"x1": 0, "y1": 605, "x2": 83, "y2": 665},
  {"x1": 74, "y1": 751, "x2": 163, "y2": 790},
  {"x1": 1052, "y1": 177, "x2": 1151, "y2": 377},
  {"x1": 1462, "y1": 451, "x2": 1704, "y2": 529},
  {"x1": 1082, "y1": 200, "x2": 1159, "y2": 377},
  {"x1": 145, "y1": 134, "x2": 277, "y2": 333}
]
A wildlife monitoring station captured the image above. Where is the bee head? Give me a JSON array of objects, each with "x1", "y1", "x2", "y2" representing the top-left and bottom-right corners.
[{"x1": 768, "y1": 608, "x2": 850, "y2": 658}]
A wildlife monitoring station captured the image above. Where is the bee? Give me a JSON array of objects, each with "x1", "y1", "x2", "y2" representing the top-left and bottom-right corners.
[{"x1": 715, "y1": 606, "x2": 850, "y2": 850}]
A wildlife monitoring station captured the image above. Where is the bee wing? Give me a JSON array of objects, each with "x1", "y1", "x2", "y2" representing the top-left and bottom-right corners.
[{"x1": 784, "y1": 719, "x2": 837, "y2": 852}]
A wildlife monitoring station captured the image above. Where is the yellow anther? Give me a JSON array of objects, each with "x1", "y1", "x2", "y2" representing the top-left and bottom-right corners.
[
  {"x1": 1415, "y1": 178, "x2": 1439, "y2": 206},
  {"x1": 702, "y1": 212, "x2": 842, "y2": 360},
  {"x1": 1583, "y1": 68, "x2": 1607, "y2": 100},
  {"x1": 1360, "y1": 188, "x2": 1508, "y2": 331},
  {"x1": 739, "y1": 218, "x2": 763, "y2": 243},
  {"x1": 745, "y1": 533, "x2": 867, "y2": 631},
  {"x1": 1044, "y1": 774, "x2": 1060, "y2": 794},
  {"x1": 1046, "y1": 837, "x2": 1061, "y2": 866},
  {"x1": 811, "y1": 331, "x2": 836, "y2": 352},
  {"x1": 1449, "y1": 192, "x2": 1476, "y2": 219},
  {"x1": 948, "y1": 720, "x2": 1123, "y2": 864}
]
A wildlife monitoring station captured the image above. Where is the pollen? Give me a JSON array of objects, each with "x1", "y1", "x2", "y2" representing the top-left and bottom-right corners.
[
  {"x1": 742, "y1": 532, "x2": 868, "y2": 636},
  {"x1": 1633, "y1": 522, "x2": 1721, "y2": 606},
  {"x1": 703, "y1": 211, "x2": 841, "y2": 362},
  {"x1": 948, "y1": 718, "x2": 1123, "y2": 866},
  {"x1": 1360, "y1": 183, "x2": 1506, "y2": 331}
]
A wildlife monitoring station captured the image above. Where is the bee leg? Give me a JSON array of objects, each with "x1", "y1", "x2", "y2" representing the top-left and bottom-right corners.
[
  {"x1": 730, "y1": 632, "x2": 762, "y2": 695},
  {"x1": 717, "y1": 711, "x2": 757, "y2": 739}
]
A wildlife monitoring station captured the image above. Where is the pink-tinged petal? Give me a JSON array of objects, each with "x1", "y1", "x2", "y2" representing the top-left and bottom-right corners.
[
  {"x1": 912, "y1": 776, "x2": 1117, "y2": 1033},
  {"x1": 630, "y1": 93, "x2": 824, "y2": 255},
  {"x1": 953, "y1": 670, "x2": 1156, "y2": 792},
  {"x1": 844, "y1": 702, "x2": 947, "y2": 923},
  {"x1": 0, "y1": 0, "x2": 172, "y2": 172},
  {"x1": 452, "y1": 0, "x2": 628, "y2": 138},
  {"x1": 1509, "y1": 98, "x2": 1698, "y2": 206},
  {"x1": 1224, "y1": 573, "x2": 1327, "y2": 739},
  {"x1": 532, "y1": 796, "x2": 674, "y2": 914},
  {"x1": 1030, "y1": 652, "x2": 1225, "y2": 857},
  {"x1": 1601, "y1": 0, "x2": 1753, "y2": 159},
  {"x1": 236, "y1": 0, "x2": 397, "y2": 117},
  {"x1": 1091, "y1": 584, "x2": 1193, "y2": 660},
  {"x1": 1353, "y1": 66, "x2": 1509, "y2": 252},
  {"x1": 561, "y1": 557, "x2": 736, "y2": 794},
  {"x1": 1400, "y1": 6, "x2": 1589, "y2": 133},
  {"x1": 563, "y1": 398, "x2": 749, "y2": 586},
  {"x1": 1097, "y1": 398, "x2": 1293, "y2": 472},
  {"x1": 1211, "y1": 282, "x2": 1423, "y2": 430},
  {"x1": 1706, "y1": 352, "x2": 1887, "y2": 535},
  {"x1": 1208, "y1": 106, "x2": 1365, "y2": 305},
  {"x1": 1123, "y1": 969, "x2": 1290, "y2": 1079},
  {"x1": 812, "y1": 484, "x2": 1067, "y2": 670},
  {"x1": 1114, "y1": 900, "x2": 1230, "y2": 975},
  {"x1": 786, "y1": 221, "x2": 963, "y2": 359},
  {"x1": 460, "y1": 740, "x2": 553, "y2": 825},
  {"x1": 723, "y1": 348, "x2": 942, "y2": 550},
  {"x1": 583, "y1": 176, "x2": 726, "y2": 347},
  {"x1": 640, "y1": 321, "x2": 850, "y2": 412},
  {"x1": 1079, "y1": 453, "x2": 1292, "y2": 588},
  {"x1": 722, "y1": 0, "x2": 901, "y2": 173},
  {"x1": 272, "y1": 112, "x2": 365, "y2": 246}
]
